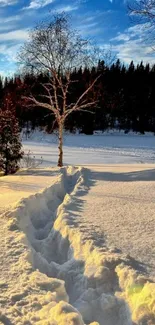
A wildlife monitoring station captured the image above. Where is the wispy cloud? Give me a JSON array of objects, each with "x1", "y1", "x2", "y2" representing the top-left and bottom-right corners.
[
  {"x1": 0, "y1": 0, "x2": 17, "y2": 6},
  {"x1": 0, "y1": 29, "x2": 28, "y2": 41},
  {"x1": 111, "y1": 23, "x2": 155, "y2": 64},
  {"x1": 0, "y1": 14, "x2": 21, "y2": 32},
  {"x1": 111, "y1": 23, "x2": 151, "y2": 44},
  {"x1": 24, "y1": 0, "x2": 55, "y2": 10},
  {"x1": 0, "y1": 42, "x2": 23, "y2": 76},
  {"x1": 111, "y1": 33, "x2": 130, "y2": 42},
  {"x1": 2, "y1": 14, "x2": 21, "y2": 22},
  {"x1": 0, "y1": 43, "x2": 20, "y2": 60},
  {"x1": 56, "y1": 5, "x2": 79, "y2": 13},
  {"x1": 0, "y1": 28, "x2": 29, "y2": 75}
]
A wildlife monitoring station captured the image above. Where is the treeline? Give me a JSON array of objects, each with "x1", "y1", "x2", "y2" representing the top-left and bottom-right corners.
[{"x1": 1, "y1": 59, "x2": 155, "y2": 135}]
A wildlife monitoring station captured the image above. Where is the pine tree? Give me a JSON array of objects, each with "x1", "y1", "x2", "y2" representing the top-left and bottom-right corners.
[{"x1": 0, "y1": 98, "x2": 23, "y2": 175}]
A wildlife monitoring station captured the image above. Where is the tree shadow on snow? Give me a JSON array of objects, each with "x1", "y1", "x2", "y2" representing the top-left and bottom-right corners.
[
  {"x1": 61, "y1": 167, "x2": 154, "y2": 278},
  {"x1": 89, "y1": 167, "x2": 155, "y2": 183}
]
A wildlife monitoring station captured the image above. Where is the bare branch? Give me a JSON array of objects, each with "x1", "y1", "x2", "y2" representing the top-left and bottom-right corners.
[
  {"x1": 65, "y1": 75, "x2": 100, "y2": 117},
  {"x1": 65, "y1": 101, "x2": 97, "y2": 117},
  {"x1": 22, "y1": 95, "x2": 59, "y2": 118},
  {"x1": 128, "y1": 0, "x2": 155, "y2": 23},
  {"x1": 40, "y1": 83, "x2": 56, "y2": 108}
]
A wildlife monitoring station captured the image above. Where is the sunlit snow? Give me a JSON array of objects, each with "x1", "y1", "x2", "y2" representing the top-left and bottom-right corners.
[{"x1": 0, "y1": 131, "x2": 155, "y2": 325}]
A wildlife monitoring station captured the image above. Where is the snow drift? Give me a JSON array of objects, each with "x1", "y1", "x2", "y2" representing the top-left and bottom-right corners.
[{"x1": 3, "y1": 166, "x2": 155, "y2": 325}]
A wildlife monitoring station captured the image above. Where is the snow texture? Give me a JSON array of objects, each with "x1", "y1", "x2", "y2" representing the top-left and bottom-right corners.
[
  {"x1": 0, "y1": 167, "x2": 60, "y2": 214},
  {"x1": 75, "y1": 165, "x2": 155, "y2": 279},
  {"x1": 22, "y1": 130, "x2": 155, "y2": 166},
  {"x1": 0, "y1": 166, "x2": 154, "y2": 325}
]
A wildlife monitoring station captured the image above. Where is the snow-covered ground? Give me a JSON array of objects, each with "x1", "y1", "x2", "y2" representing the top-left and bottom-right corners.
[
  {"x1": 0, "y1": 132, "x2": 155, "y2": 325},
  {"x1": 0, "y1": 168, "x2": 60, "y2": 215},
  {"x1": 22, "y1": 130, "x2": 155, "y2": 165},
  {"x1": 74, "y1": 165, "x2": 155, "y2": 279}
]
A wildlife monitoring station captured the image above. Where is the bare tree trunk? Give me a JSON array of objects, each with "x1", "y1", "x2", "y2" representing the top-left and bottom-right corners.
[{"x1": 58, "y1": 122, "x2": 64, "y2": 167}]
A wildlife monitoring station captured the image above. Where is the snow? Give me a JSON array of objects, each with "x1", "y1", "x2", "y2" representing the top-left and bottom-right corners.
[
  {"x1": 0, "y1": 165, "x2": 155, "y2": 324},
  {"x1": 22, "y1": 130, "x2": 155, "y2": 165},
  {"x1": 0, "y1": 167, "x2": 131, "y2": 325},
  {"x1": 75, "y1": 165, "x2": 155, "y2": 279},
  {"x1": 0, "y1": 167, "x2": 60, "y2": 214},
  {"x1": 0, "y1": 132, "x2": 155, "y2": 324}
]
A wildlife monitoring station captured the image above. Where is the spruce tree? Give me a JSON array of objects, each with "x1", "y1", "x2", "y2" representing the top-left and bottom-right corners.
[{"x1": 0, "y1": 97, "x2": 23, "y2": 175}]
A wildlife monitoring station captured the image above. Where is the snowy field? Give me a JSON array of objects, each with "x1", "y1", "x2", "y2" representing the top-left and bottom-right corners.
[
  {"x1": 22, "y1": 130, "x2": 155, "y2": 165},
  {"x1": 0, "y1": 131, "x2": 155, "y2": 325}
]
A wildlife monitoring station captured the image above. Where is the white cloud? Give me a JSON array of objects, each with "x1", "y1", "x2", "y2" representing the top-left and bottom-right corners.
[
  {"x1": 112, "y1": 23, "x2": 147, "y2": 42},
  {"x1": 56, "y1": 5, "x2": 79, "y2": 13},
  {"x1": 0, "y1": 29, "x2": 28, "y2": 41},
  {"x1": 2, "y1": 14, "x2": 21, "y2": 23},
  {"x1": 0, "y1": 43, "x2": 21, "y2": 77},
  {"x1": 0, "y1": 43, "x2": 21, "y2": 60},
  {"x1": 78, "y1": 22, "x2": 101, "y2": 36},
  {"x1": 25, "y1": 0, "x2": 55, "y2": 10},
  {"x1": 113, "y1": 40, "x2": 154, "y2": 64},
  {"x1": 0, "y1": 14, "x2": 22, "y2": 32},
  {"x1": 74, "y1": 10, "x2": 111, "y2": 38},
  {"x1": 111, "y1": 33, "x2": 130, "y2": 42},
  {"x1": 111, "y1": 23, "x2": 155, "y2": 64},
  {"x1": 0, "y1": 0, "x2": 17, "y2": 6}
]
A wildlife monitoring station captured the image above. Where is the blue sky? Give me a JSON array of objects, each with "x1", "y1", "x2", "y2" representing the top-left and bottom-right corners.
[{"x1": 0, "y1": 0, "x2": 154, "y2": 76}]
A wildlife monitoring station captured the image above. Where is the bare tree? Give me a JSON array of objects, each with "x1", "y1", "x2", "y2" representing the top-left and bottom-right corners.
[
  {"x1": 128, "y1": 0, "x2": 155, "y2": 23},
  {"x1": 128, "y1": 0, "x2": 155, "y2": 20},
  {"x1": 127, "y1": 0, "x2": 155, "y2": 52},
  {"x1": 19, "y1": 13, "x2": 102, "y2": 167}
]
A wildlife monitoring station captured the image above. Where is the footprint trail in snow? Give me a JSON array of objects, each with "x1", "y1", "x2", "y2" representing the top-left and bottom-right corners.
[{"x1": 0, "y1": 166, "x2": 154, "y2": 325}]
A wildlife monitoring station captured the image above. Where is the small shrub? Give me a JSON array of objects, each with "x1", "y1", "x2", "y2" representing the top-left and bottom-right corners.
[
  {"x1": 0, "y1": 109, "x2": 23, "y2": 175},
  {"x1": 21, "y1": 150, "x2": 43, "y2": 169}
]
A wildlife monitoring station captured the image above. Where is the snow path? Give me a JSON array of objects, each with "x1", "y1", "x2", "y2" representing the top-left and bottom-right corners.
[{"x1": 0, "y1": 166, "x2": 154, "y2": 324}]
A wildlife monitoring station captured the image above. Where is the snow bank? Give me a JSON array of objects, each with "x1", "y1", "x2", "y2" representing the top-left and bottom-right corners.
[{"x1": 4, "y1": 166, "x2": 155, "y2": 324}]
